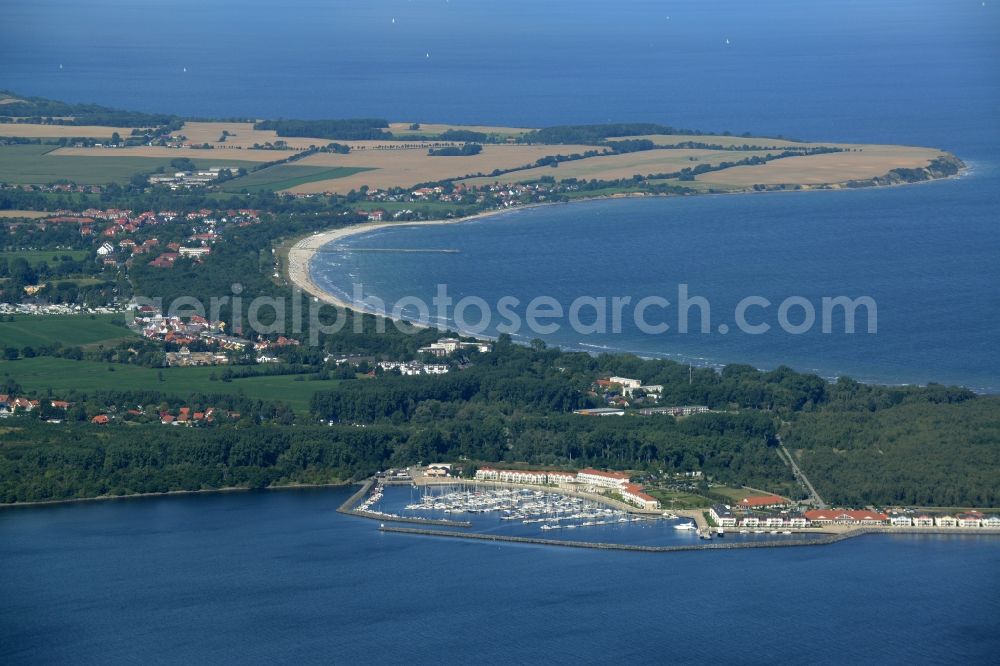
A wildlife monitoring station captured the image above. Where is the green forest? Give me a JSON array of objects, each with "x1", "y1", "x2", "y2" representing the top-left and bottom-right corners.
[{"x1": 2, "y1": 327, "x2": 997, "y2": 506}]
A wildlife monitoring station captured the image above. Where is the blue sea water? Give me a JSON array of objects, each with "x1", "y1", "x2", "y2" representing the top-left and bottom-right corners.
[
  {"x1": 313, "y1": 178, "x2": 1000, "y2": 392},
  {"x1": 2, "y1": 488, "x2": 999, "y2": 665},
  {"x1": 2, "y1": 1, "x2": 1000, "y2": 660}
]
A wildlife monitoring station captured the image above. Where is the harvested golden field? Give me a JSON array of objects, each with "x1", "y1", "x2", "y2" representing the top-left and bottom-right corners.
[
  {"x1": 0, "y1": 210, "x2": 50, "y2": 219},
  {"x1": 49, "y1": 145, "x2": 282, "y2": 163},
  {"x1": 387, "y1": 122, "x2": 533, "y2": 137},
  {"x1": 177, "y1": 121, "x2": 534, "y2": 150},
  {"x1": 0, "y1": 123, "x2": 134, "y2": 139},
  {"x1": 284, "y1": 143, "x2": 601, "y2": 193},
  {"x1": 696, "y1": 146, "x2": 946, "y2": 186},
  {"x1": 460, "y1": 148, "x2": 778, "y2": 186},
  {"x1": 174, "y1": 121, "x2": 326, "y2": 150}
]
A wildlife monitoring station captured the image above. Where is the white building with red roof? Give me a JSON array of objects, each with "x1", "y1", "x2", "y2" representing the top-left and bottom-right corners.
[
  {"x1": 474, "y1": 468, "x2": 550, "y2": 486},
  {"x1": 475, "y1": 467, "x2": 500, "y2": 481},
  {"x1": 621, "y1": 484, "x2": 660, "y2": 510},
  {"x1": 547, "y1": 471, "x2": 577, "y2": 486},
  {"x1": 577, "y1": 468, "x2": 631, "y2": 490},
  {"x1": 956, "y1": 512, "x2": 984, "y2": 528},
  {"x1": 474, "y1": 467, "x2": 661, "y2": 507}
]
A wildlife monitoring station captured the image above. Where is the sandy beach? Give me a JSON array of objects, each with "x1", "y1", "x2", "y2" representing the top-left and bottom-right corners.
[{"x1": 285, "y1": 207, "x2": 528, "y2": 315}]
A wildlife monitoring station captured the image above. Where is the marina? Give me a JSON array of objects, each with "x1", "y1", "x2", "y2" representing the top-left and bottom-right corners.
[
  {"x1": 349, "y1": 481, "x2": 832, "y2": 548},
  {"x1": 400, "y1": 485, "x2": 652, "y2": 531},
  {"x1": 343, "y1": 478, "x2": 1000, "y2": 551}
]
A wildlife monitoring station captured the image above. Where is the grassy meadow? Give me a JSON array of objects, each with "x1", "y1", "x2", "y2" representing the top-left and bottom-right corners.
[
  {"x1": 0, "y1": 144, "x2": 257, "y2": 185},
  {"x1": 0, "y1": 249, "x2": 90, "y2": 267},
  {"x1": 0, "y1": 314, "x2": 134, "y2": 349},
  {"x1": 220, "y1": 165, "x2": 373, "y2": 193},
  {"x1": 0, "y1": 356, "x2": 337, "y2": 412}
]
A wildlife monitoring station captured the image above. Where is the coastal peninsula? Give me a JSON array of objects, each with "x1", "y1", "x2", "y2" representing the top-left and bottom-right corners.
[{"x1": 1, "y1": 91, "x2": 994, "y2": 518}]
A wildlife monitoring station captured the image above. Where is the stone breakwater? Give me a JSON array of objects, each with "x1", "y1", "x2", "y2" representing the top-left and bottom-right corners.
[
  {"x1": 377, "y1": 525, "x2": 1000, "y2": 553},
  {"x1": 336, "y1": 479, "x2": 473, "y2": 528}
]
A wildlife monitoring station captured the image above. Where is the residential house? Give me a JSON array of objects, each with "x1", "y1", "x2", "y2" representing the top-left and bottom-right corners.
[{"x1": 957, "y1": 512, "x2": 984, "y2": 528}]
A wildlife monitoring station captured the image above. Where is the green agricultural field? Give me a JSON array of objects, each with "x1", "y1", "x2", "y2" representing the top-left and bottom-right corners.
[
  {"x1": 645, "y1": 487, "x2": 710, "y2": 509},
  {"x1": 709, "y1": 485, "x2": 772, "y2": 501},
  {"x1": 0, "y1": 144, "x2": 257, "y2": 185},
  {"x1": 0, "y1": 250, "x2": 90, "y2": 267},
  {"x1": 0, "y1": 356, "x2": 338, "y2": 413},
  {"x1": 220, "y1": 164, "x2": 373, "y2": 193},
  {"x1": 0, "y1": 314, "x2": 134, "y2": 349}
]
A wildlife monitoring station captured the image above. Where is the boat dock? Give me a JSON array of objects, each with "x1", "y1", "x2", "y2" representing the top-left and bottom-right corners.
[{"x1": 337, "y1": 478, "x2": 472, "y2": 528}]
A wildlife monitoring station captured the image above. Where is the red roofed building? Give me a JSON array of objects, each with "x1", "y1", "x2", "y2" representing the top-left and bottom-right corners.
[
  {"x1": 91, "y1": 414, "x2": 110, "y2": 425},
  {"x1": 577, "y1": 468, "x2": 631, "y2": 489},
  {"x1": 149, "y1": 252, "x2": 180, "y2": 268},
  {"x1": 621, "y1": 483, "x2": 660, "y2": 510},
  {"x1": 803, "y1": 509, "x2": 888, "y2": 525},
  {"x1": 12, "y1": 398, "x2": 39, "y2": 412},
  {"x1": 737, "y1": 495, "x2": 787, "y2": 510}
]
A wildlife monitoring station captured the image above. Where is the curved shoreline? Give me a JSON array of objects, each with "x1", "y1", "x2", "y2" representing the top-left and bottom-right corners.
[
  {"x1": 287, "y1": 205, "x2": 537, "y2": 314},
  {"x1": 286, "y1": 164, "x2": 968, "y2": 319}
]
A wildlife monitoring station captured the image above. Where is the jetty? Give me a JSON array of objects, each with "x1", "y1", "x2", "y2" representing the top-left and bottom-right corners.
[
  {"x1": 377, "y1": 525, "x2": 1000, "y2": 553},
  {"x1": 335, "y1": 248, "x2": 460, "y2": 254}
]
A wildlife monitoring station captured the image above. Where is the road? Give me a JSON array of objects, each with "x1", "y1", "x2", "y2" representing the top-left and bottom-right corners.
[{"x1": 776, "y1": 435, "x2": 827, "y2": 508}]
